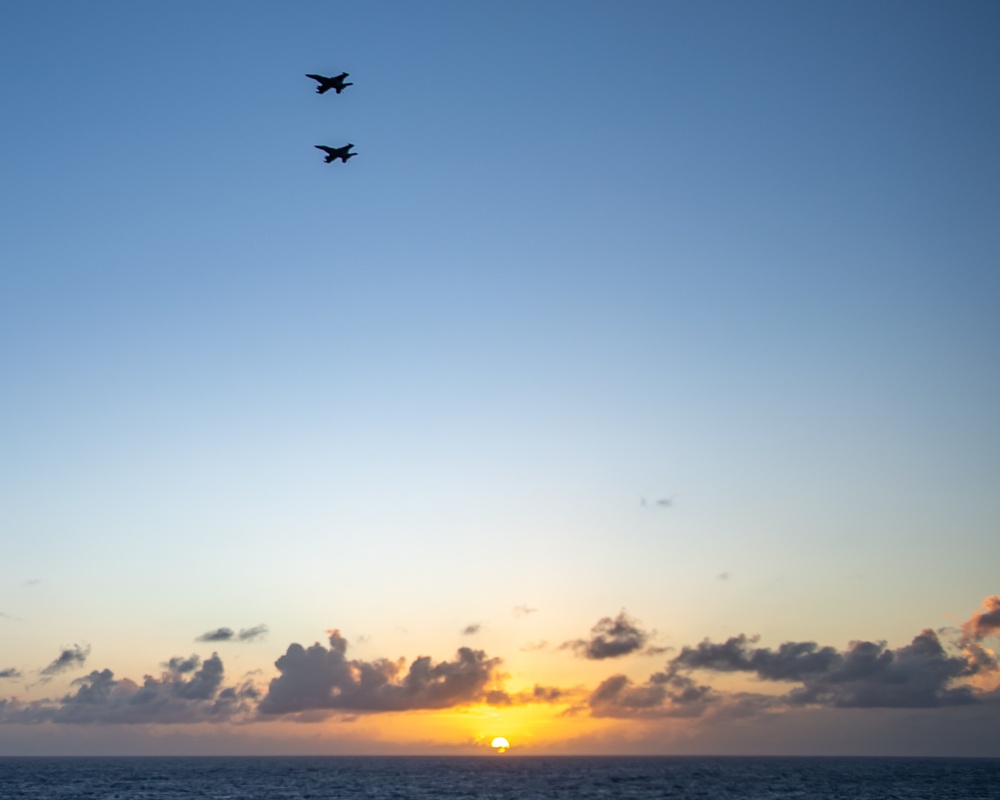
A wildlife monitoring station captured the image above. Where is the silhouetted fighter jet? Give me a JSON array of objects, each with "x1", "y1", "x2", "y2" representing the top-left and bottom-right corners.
[
  {"x1": 315, "y1": 143, "x2": 357, "y2": 163},
  {"x1": 306, "y1": 72, "x2": 352, "y2": 94}
]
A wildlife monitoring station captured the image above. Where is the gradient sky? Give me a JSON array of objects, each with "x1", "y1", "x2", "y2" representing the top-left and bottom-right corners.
[{"x1": 1, "y1": 1, "x2": 999, "y2": 756}]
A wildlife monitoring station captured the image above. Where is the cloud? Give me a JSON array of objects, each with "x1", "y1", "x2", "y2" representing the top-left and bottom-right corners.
[
  {"x1": 40, "y1": 645, "x2": 90, "y2": 678},
  {"x1": 485, "y1": 684, "x2": 578, "y2": 706},
  {"x1": 257, "y1": 630, "x2": 502, "y2": 717},
  {"x1": 513, "y1": 605, "x2": 538, "y2": 617},
  {"x1": 962, "y1": 596, "x2": 1000, "y2": 641},
  {"x1": 649, "y1": 629, "x2": 988, "y2": 713},
  {"x1": 196, "y1": 625, "x2": 268, "y2": 643},
  {"x1": 670, "y1": 634, "x2": 842, "y2": 681},
  {"x1": 0, "y1": 654, "x2": 258, "y2": 725},
  {"x1": 236, "y1": 625, "x2": 268, "y2": 641},
  {"x1": 520, "y1": 640, "x2": 548, "y2": 652},
  {"x1": 782, "y1": 631, "x2": 984, "y2": 709},
  {"x1": 461, "y1": 624, "x2": 481, "y2": 636},
  {"x1": 584, "y1": 600, "x2": 1000, "y2": 721},
  {"x1": 562, "y1": 611, "x2": 665, "y2": 660},
  {"x1": 717, "y1": 572, "x2": 730, "y2": 581},
  {"x1": 197, "y1": 628, "x2": 235, "y2": 642},
  {"x1": 7, "y1": 597, "x2": 998, "y2": 736},
  {"x1": 164, "y1": 656, "x2": 199, "y2": 674},
  {"x1": 640, "y1": 497, "x2": 673, "y2": 508},
  {"x1": 588, "y1": 670, "x2": 718, "y2": 719}
]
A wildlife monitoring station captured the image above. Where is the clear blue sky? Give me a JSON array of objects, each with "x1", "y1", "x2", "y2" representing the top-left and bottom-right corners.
[{"x1": 1, "y1": 1, "x2": 998, "y2": 755}]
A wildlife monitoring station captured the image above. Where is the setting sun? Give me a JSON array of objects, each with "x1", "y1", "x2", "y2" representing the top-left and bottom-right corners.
[{"x1": 490, "y1": 737, "x2": 510, "y2": 753}]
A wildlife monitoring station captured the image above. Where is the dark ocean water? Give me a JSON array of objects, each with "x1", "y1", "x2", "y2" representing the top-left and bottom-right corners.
[{"x1": 0, "y1": 756, "x2": 997, "y2": 799}]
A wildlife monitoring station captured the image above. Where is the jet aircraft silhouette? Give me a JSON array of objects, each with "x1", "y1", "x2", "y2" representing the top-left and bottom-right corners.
[
  {"x1": 315, "y1": 143, "x2": 357, "y2": 163},
  {"x1": 306, "y1": 72, "x2": 352, "y2": 94}
]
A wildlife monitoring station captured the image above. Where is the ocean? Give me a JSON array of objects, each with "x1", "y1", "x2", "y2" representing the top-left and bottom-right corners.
[{"x1": 0, "y1": 756, "x2": 997, "y2": 799}]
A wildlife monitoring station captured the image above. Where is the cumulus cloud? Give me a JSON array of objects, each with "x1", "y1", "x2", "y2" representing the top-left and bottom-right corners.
[
  {"x1": 562, "y1": 611, "x2": 665, "y2": 660},
  {"x1": 196, "y1": 625, "x2": 268, "y2": 643},
  {"x1": 583, "y1": 598, "x2": 1000, "y2": 722},
  {"x1": 164, "y1": 656, "x2": 199, "y2": 674},
  {"x1": 591, "y1": 623, "x2": 998, "y2": 720},
  {"x1": 258, "y1": 630, "x2": 502, "y2": 717},
  {"x1": 588, "y1": 669, "x2": 717, "y2": 719},
  {"x1": 790, "y1": 631, "x2": 983, "y2": 708},
  {"x1": 0, "y1": 669, "x2": 20, "y2": 679},
  {"x1": 0, "y1": 654, "x2": 257, "y2": 725},
  {"x1": 669, "y1": 629, "x2": 985, "y2": 708},
  {"x1": 40, "y1": 645, "x2": 90, "y2": 678},
  {"x1": 962, "y1": 596, "x2": 1000, "y2": 641}
]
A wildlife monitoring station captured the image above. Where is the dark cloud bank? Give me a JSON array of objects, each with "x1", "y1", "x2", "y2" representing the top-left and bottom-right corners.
[{"x1": 1, "y1": 598, "x2": 997, "y2": 739}]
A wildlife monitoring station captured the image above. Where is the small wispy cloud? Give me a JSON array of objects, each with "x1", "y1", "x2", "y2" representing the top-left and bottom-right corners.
[
  {"x1": 513, "y1": 605, "x2": 539, "y2": 617},
  {"x1": 196, "y1": 625, "x2": 269, "y2": 643},
  {"x1": 461, "y1": 624, "x2": 481, "y2": 636},
  {"x1": 40, "y1": 644, "x2": 90, "y2": 678},
  {"x1": 640, "y1": 496, "x2": 674, "y2": 509},
  {"x1": 197, "y1": 628, "x2": 235, "y2": 642},
  {"x1": 485, "y1": 684, "x2": 578, "y2": 706}
]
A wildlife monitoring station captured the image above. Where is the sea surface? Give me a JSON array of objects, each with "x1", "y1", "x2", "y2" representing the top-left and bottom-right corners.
[{"x1": 0, "y1": 756, "x2": 997, "y2": 799}]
